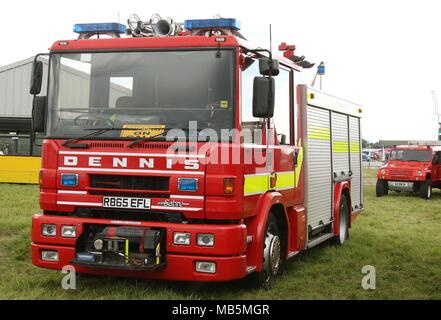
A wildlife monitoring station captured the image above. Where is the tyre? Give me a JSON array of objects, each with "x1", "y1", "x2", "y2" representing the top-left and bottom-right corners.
[
  {"x1": 333, "y1": 194, "x2": 350, "y2": 245},
  {"x1": 376, "y1": 179, "x2": 389, "y2": 197},
  {"x1": 419, "y1": 179, "x2": 432, "y2": 200},
  {"x1": 244, "y1": 213, "x2": 282, "y2": 289}
]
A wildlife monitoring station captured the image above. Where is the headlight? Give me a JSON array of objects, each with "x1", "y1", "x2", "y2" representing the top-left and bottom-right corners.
[
  {"x1": 381, "y1": 169, "x2": 386, "y2": 175},
  {"x1": 41, "y1": 250, "x2": 59, "y2": 262},
  {"x1": 173, "y1": 232, "x2": 191, "y2": 245},
  {"x1": 417, "y1": 170, "x2": 423, "y2": 176},
  {"x1": 61, "y1": 225, "x2": 76, "y2": 238},
  {"x1": 197, "y1": 234, "x2": 215, "y2": 247},
  {"x1": 42, "y1": 224, "x2": 56, "y2": 237},
  {"x1": 195, "y1": 261, "x2": 216, "y2": 274}
]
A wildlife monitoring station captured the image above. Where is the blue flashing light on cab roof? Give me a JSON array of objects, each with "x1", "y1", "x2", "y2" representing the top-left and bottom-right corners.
[
  {"x1": 184, "y1": 18, "x2": 241, "y2": 31},
  {"x1": 74, "y1": 23, "x2": 126, "y2": 34}
]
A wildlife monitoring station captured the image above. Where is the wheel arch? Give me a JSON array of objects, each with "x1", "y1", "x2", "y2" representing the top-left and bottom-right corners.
[
  {"x1": 246, "y1": 191, "x2": 289, "y2": 272},
  {"x1": 269, "y1": 203, "x2": 289, "y2": 262},
  {"x1": 333, "y1": 181, "x2": 352, "y2": 237}
]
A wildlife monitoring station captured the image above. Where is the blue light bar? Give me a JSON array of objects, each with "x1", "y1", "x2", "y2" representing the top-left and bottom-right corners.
[
  {"x1": 184, "y1": 18, "x2": 240, "y2": 31},
  {"x1": 61, "y1": 173, "x2": 78, "y2": 187},
  {"x1": 178, "y1": 178, "x2": 198, "y2": 192},
  {"x1": 74, "y1": 23, "x2": 126, "y2": 34}
]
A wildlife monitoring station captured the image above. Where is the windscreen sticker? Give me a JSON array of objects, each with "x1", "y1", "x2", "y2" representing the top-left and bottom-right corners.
[
  {"x1": 220, "y1": 100, "x2": 229, "y2": 109},
  {"x1": 120, "y1": 124, "x2": 165, "y2": 138}
]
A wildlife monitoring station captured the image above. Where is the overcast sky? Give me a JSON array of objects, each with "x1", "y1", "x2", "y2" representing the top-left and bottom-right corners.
[{"x1": 1, "y1": 0, "x2": 441, "y2": 142}]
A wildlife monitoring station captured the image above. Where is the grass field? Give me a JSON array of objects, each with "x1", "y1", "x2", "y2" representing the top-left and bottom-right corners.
[{"x1": 0, "y1": 168, "x2": 440, "y2": 299}]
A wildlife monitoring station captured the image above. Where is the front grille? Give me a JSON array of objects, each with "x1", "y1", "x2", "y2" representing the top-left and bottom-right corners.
[
  {"x1": 390, "y1": 169, "x2": 413, "y2": 179},
  {"x1": 75, "y1": 208, "x2": 184, "y2": 223},
  {"x1": 89, "y1": 191, "x2": 169, "y2": 198},
  {"x1": 90, "y1": 175, "x2": 169, "y2": 191}
]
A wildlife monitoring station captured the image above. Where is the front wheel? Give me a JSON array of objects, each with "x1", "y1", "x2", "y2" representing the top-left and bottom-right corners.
[
  {"x1": 244, "y1": 213, "x2": 282, "y2": 289},
  {"x1": 376, "y1": 179, "x2": 389, "y2": 197},
  {"x1": 419, "y1": 179, "x2": 432, "y2": 200}
]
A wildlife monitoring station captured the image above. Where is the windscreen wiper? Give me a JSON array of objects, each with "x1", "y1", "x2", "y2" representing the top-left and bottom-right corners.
[{"x1": 62, "y1": 127, "x2": 141, "y2": 148}]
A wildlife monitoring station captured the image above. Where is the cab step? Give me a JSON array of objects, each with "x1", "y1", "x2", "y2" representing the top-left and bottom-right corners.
[{"x1": 307, "y1": 233, "x2": 334, "y2": 249}]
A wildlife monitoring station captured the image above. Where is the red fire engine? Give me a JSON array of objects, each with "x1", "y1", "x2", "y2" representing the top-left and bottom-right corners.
[
  {"x1": 29, "y1": 15, "x2": 363, "y2": 288},
  {"x1": 376, "y1": 144, "x2": 441, "y2": 199}
]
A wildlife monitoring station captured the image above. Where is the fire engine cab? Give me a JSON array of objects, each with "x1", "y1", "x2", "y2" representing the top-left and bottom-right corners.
[
  {"x1": 29, "y1": 15, "x2": 363, "y2": 288},
  {"x1": 376, "y1": 144, "x2": 441, "y2": 199}
]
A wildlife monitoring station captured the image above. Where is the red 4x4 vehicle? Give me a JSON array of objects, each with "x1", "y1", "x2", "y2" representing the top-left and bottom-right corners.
[{"x1": 376, "y1": 146, "x2": 441, "y2": 199}]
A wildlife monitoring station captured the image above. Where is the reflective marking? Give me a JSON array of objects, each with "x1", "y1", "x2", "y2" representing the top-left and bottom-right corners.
[
  {"x1": 57, "y1": 201, "x2": 102, "y2": 206},
  {"x1": 276, "y1": 171, "x2": 295, "y2": 190},
  {"x1": 244, "y1": 170, "x2": 299, "y2": 196},
  {"x1": 59, "y1": 151, "x2": 205, "y2": 158},
  {"x1": 350, "y1": 141, "x2": 360, "y2": 153},
  {"x1": 308, "y1": 126, "x2": 331, "y2": 141},
  {"x1": 333, "y1": 141, "x2": 350, "y2": 153},
  {"x1": 58, "y1": 167, "x2": 204, "y2": 175},
  {"x1": 58, "y1": 190, "x2": 88, "y2": 195},
  {"x1": 244, "y1": 174, "x2": 270, "y2": 196},
  {"x1": 170, "y1": 195, "x2": 204, "y2": 200},
  {"x1": 295, "y1": 142, "x2": 304, "y2": 187}
]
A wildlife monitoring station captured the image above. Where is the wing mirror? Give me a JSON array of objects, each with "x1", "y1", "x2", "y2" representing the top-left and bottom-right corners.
[{"x1": 30, "y1": 60, "x2": 43, "y2": 95}]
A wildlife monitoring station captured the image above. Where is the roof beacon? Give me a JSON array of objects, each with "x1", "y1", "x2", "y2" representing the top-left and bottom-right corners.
[
  {"x1": 74, "y1": 23, "x2": 126, "y2": 40},
  {"x1": 184, "y1": 17, "x2": 246, "y2": 39}
]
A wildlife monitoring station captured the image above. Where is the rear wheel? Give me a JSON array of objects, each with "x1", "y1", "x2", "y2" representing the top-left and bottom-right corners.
[
  {"x1": 244, "y1": 213, "x2": 282, "y2": 289},
  {"x1": 333, "y1": 194, "x2": 349, "y2": 245},
  {"x1": 376, "y1": 179, "x2": 389, "y2": 197},
  {"x1": 419, "y1": 179, "x2": 432, "y2": 200}
]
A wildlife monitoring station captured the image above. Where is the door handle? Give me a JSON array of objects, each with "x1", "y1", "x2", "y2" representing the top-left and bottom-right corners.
[{"x1": 294, "y1": 150, "x2": 299, "y2": 166}]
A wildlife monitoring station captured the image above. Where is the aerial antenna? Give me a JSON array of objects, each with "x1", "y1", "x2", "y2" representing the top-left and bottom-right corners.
[{"x1": 269, "y1": 24, "x2": 272, "y2": 55}]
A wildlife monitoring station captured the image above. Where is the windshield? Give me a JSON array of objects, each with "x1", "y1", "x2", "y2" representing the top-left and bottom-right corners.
[
  {"x1": 47, "y1": 50, "x2": 235, "y2": 140},
  {"x1": 390, "y1": 149, "x2": 431, "y2": 162}
]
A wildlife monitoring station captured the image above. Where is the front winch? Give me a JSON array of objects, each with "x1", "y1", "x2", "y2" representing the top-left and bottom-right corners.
[{"x1": 72, "y1": 225, "x2": 166, "y2": 271}]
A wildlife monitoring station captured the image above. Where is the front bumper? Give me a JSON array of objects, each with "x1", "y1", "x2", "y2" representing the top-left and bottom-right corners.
[
  {"x1": 31, "y1": 214, "x2": 248, "y2": 282},
  {"x1": 387, "y1": 180, "x2": 415, "y2": 192}
]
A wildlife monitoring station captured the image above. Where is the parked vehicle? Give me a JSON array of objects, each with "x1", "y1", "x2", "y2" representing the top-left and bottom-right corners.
[
  {"x1": 376, "y1": 145, "x2": 441, "y2": 199},
  {"x1": 29, "y1": 15, "x2": 363, "y2": 288}
]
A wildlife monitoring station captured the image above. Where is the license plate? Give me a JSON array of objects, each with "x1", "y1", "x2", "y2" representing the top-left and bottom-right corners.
[
  {"x1": 388, "y1": 181, "x2": 413, "y2": 188},
  {"x1": 102, "y1": 197, "x2": 151, "y2": 209}
]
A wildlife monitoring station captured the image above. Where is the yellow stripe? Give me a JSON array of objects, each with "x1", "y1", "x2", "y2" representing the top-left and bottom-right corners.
[
  {"x1": 308, "y1": 126, "x2": 330, "y2": 141},
  {"x1": 156, "y1": 243, "x2": 160, "y2": 265},
  {"x1": 350, "y1": 141, "x2": 360, "y2": 153},
  {"x1": 295, "y1": 142, "x2": 304, "y2": 187},
  {"x1": 244, "y1": 174, "x2": 270, "y2": 195},
  {"x1": 125, "y1": 239, "x2": 129, "y2": 264},
  {"x1": 276, "y1": 172, "x2": 295, "y2": 189},
  {"x1": 333, "y1": 141, "x2": 349, "y2": 153},
  {"x1": 0, "y1": 156, "x2": 41, "y2": 184}
]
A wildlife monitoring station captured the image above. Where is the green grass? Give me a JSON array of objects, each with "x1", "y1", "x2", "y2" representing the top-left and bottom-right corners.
[{"x1": 0, "y1": 183, "x2": 440, "y2": 299}]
